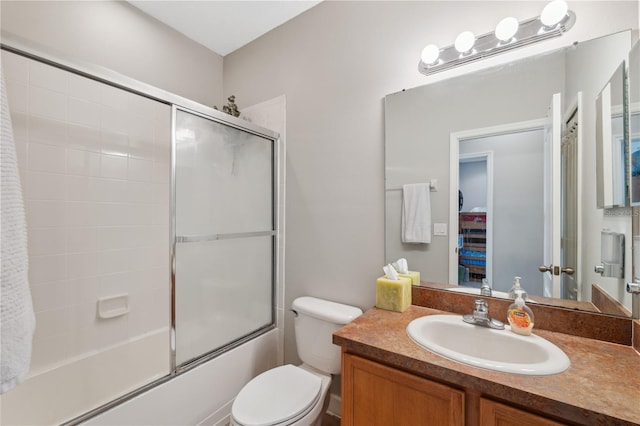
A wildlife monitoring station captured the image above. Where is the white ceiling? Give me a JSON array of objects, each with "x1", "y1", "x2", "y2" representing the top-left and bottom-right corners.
[{"x1": 128, "y1": 1, "x2": 322, "y2": 57}]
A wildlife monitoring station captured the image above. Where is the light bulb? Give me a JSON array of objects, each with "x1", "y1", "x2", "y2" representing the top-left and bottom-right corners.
[
  {"x1": 495, "y1": 17, "x2": 519, "y2": 42},
  {"x1": 454, "y1": 31, "x2": 476, "y2": 53},
  {"x1": 421, "y1": 44, "x2": 440, "y2": 65},
  {"x1": 541, "y1": 0, "x2": 568, "y2": 27}
]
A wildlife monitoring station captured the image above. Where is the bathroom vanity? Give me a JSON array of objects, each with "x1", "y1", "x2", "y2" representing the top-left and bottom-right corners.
[{"x1": 334, "y1": 303, "x2": 640, "y2": 425}]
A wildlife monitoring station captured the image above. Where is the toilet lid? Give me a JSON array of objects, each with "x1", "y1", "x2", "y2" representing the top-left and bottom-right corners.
[{"x1": 232, "y1": 365, "x2": 322, "y2": 426}]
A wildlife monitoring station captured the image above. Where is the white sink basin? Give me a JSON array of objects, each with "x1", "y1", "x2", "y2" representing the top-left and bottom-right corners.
[
  {"x1": 406, "y1": 315, "x2": 570, "y2": 375},
  {"x1": 448, "y1": 286, "x2": 536, "y2": 303}
]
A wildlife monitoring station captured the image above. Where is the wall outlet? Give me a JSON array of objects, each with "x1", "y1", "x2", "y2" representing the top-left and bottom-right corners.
[{"x1": 433, "y1": 223, "x2": 448, "y2": 236}]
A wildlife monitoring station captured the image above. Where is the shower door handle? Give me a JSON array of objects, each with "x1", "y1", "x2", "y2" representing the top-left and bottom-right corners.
[{"x1": 176, "y1": 230, "x2": 276, "y2": 243}]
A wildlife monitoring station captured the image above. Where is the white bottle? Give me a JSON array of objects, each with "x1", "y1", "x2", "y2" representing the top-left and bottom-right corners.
[{"x1": 507, "y1": 276, "x2": 528, "y2": 301}]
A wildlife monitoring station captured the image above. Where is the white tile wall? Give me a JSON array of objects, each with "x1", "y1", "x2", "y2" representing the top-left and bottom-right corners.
[{"x1": 2, "y1": 50, "x2": 171, "y2": 393}]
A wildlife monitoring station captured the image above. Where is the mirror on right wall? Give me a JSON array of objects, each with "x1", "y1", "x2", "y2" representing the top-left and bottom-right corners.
[
  {"x1": 596, "y1": 60, "x2": 628, "y2": 209},
  {"x1": 385, "y1": 31, "x2": 638, "y2": 318},
  {"x1": 628, "y1": 41, "x2": 640, "y2": 292},
  {"x1": 629, "y1": 42, "x2": 640, "y2": 207},
  {"x1": 630, "y1": 41, "x2": 640, "y2": 319}
]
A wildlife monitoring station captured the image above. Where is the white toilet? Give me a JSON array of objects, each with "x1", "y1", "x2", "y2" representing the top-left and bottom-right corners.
[{"x1": 231, "y1": 296, "x2": 363, "y2": 426}]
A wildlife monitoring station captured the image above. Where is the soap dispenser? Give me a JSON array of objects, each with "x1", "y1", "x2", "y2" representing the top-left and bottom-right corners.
[
  {"x1": 507, "y1": 276, "x2": 528, "y2": 301},
  {"x1": 507, "y1": 295, "x2": 535, "y2": 336}
]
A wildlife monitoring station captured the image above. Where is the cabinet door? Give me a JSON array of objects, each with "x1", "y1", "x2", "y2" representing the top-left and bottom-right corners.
[
  {"x1": 342, "y1": 353, "x2": 464, "y2": 426},
  {"x1": 479, "y1": 398, "x2": 567, "y2": 426}
]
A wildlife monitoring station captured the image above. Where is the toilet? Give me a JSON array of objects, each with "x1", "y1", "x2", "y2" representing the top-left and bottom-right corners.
[{"x1": 231, "y1": 296, "x2": 363, "y2": 426}]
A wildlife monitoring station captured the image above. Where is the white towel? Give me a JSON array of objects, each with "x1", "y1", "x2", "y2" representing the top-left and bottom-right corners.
[
  {"x1": 1, "y1": 68, "x2": 36, "y2": 393},
  {"x1": 402, "y1": 183, "x2": 431, "y2": 244}
]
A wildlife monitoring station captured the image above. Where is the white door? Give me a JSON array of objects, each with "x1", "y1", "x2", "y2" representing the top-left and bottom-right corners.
[
  {"x1": 561, "y1": 93, "x2": 582, "y2": 300},
  {"x1": 542, "y1": 93, "x2": 562, "y2": 298}
]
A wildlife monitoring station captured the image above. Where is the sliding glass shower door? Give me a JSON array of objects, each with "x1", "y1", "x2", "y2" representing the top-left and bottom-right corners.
[{"x1": 173, "y1": 108, "x2": 275, "y2": 367}]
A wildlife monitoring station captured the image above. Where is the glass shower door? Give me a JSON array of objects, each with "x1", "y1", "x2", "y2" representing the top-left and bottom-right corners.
[{"x1": 173, "y1": 108, "x2": 275, "y2": 367}]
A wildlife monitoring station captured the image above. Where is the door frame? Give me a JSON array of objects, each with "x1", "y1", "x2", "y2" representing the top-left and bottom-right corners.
[
  {"x1": 458, "y1": 152, "x2": 494, "y2": 284},
  {"x1": 449, "y1": 119, "x2": 546, "y2": 285}
]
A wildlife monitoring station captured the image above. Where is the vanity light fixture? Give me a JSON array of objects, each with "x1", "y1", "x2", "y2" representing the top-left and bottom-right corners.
[
  {"x1": 418, "y1": 0, "x2": 575, "y2": 76},
  {"x1": 421, "y1": 44, "x2": 440, "y2": 65},
  {"x1": 455, "y1": 31, "x2": 476, "y2": 54},
  {"x1": 540, "y1": 0, "x2": 569, "y2": 28},
  {"x1": 495, "y1": 17, "x2": 519, "y2": 43}
]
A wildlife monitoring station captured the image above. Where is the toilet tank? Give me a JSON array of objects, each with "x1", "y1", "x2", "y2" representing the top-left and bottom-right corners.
[{"x1": 292, "y1": 297, "x2": 362, "y2": 374}]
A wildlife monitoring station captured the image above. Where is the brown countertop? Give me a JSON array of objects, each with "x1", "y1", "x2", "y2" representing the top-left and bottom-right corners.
[{"x1": 334, "y1": 305, "x2": 640, "y2": 425}]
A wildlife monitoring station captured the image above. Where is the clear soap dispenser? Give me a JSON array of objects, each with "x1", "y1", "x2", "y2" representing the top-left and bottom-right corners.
[
  {"x1": 507, "y1": 276, "x2": 528, "y2": 301},
  {"x1": 507, "y1": 295, "x2": 534, "y2": 336}
]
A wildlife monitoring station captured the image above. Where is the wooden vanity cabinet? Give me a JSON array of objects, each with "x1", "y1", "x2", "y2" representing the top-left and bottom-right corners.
[
  {"x1": 479, "y1": 398, "x2": 567, "y2": 426},
  {"x1": 341, "y1": 352, "x2": 568, "y2": 426},
  {"x1": 341, "y1": 353, "x2": 465, "y2": 426}
]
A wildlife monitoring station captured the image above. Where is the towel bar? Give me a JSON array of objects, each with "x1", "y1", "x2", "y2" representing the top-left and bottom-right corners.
[{"x1": 385, "y1": 180, "x2": 438, "y2": 192}]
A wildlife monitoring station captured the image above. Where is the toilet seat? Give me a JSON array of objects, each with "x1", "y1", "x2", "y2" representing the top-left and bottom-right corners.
[{"x1": 232, "y1": 364, "x2": 323, "y2": 426}]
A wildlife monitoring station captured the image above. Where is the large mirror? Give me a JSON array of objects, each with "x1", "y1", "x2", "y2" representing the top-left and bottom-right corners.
[{"x1": 385, "y1": 30, "x2": 636, "y2": 317}]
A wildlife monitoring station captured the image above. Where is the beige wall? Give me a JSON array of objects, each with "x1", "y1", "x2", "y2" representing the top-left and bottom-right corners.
[
  {"x1": 222, "y1": 1, "x2": 640, "y2": 369},
  {"x1": 0, "y1": 0, "x2": 223, "y2": 107}
]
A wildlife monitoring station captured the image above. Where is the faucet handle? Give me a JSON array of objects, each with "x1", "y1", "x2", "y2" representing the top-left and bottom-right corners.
[
  {"x1": 474, "y1": 299, "x2": 488, "y2": 314},
  {"x1": 463, "y1": 298, "x2": 504, "y2": 329}
]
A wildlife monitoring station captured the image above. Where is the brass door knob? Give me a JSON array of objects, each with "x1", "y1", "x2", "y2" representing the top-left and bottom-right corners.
[
  {"x1": 539, "y1": 265, "x2": 574, "y2": 275},
  {"x1": 538, "y1": 265, "x2": 552, "y2": 273}
]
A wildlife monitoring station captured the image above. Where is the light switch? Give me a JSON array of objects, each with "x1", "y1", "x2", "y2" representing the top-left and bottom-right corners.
[{"x1": 433, "y1": 223, "x2": 447, "y2": 236}]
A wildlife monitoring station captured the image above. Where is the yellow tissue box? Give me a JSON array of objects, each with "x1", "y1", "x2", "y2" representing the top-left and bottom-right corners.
[
  {"x1": 399, "y1": 271, "x2": 420, "y2": 286},
  {"x1": 376, "y1": 276, "x2": 412, "y2": 312}
]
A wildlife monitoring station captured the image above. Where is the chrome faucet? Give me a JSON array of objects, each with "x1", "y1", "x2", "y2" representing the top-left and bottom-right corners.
[
  {"x1": 480, "y1": 279, "x2": 492, "y2": 297},
  {"x1": 463, "y1": 299, "x2": 505, "y2": 330}
]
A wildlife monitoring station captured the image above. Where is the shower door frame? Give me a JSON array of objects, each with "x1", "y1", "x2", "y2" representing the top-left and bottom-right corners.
[{"x1": 170, "y1": 105, "x2": 279, "y2": 373}]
